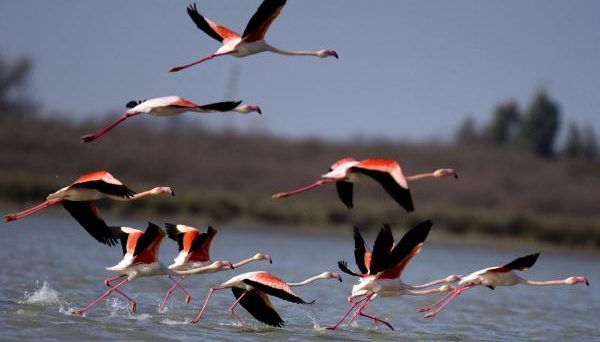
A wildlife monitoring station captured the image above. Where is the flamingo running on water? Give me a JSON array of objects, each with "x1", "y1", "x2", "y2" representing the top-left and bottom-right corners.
[
  {"x1": 326, "y1": 221, "x2": 461, "y2": 330},
  {"x1": 4, "y1": 171, "x2": 174, "y2": 245},
  {"x1": 191, "y1": 270, "x2": 342, "y2": 327},
  {"x1": 159, "y1": 223, "x2": 272, "y2": 312},
  {"x1": 80, "y1": 96, "x2": 261, "y2": 143},
  {"x1": 70, "y1": 223, "x2": 234, "y2": 316},
  {"x1": 419, "y1": 253, "x2": 590, "y2": 318},
  {"x1": 272, "y1": 158, "x2": 458, "y2": 212},
  {"x1": 169, "y1": 0, "x2": 338, "y2": 72}
]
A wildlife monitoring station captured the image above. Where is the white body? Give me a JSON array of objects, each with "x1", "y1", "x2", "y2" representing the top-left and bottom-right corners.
[{"x1": 47, "y1": 187, "x2": 120, "y2": 201}]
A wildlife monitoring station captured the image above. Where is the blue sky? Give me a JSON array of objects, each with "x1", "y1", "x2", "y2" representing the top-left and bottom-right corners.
[{"x1": 1, "y1": 0, "x2": 599, "y2": 141}]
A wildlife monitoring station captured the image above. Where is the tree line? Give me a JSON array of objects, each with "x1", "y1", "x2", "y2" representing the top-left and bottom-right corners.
[{"x1": 456, "y1": 90, "x2": 597, "y2": 160}]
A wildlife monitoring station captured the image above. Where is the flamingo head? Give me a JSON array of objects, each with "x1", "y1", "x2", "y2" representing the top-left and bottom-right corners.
[
  {"x1": 317, "y1": 50, "x2": 339, "y2": 59},
  {"x1": 151, "y1": 187, "x2": 175, "y2": 196},
  {"x1": 320, "y1": 271, "x2": 343, "y2": 282},
  {"x1": 433, "y1": 168, "x2": 459, "y2": 179},
  {"x1": 253, "y1": 253, "x2": 272, "y2": 264},
  {"x1": 234, "y1": 104, "x2": 262, "y2": 114},
  {"x1": 566, "y1": 276, "x2": 590, "y2": 286}
]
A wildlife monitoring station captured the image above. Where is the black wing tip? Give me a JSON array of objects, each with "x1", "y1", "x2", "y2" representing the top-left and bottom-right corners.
[
  {"x1": 207, "y1": 225, "x2": 217, "y2": 234},
  {"x1": 165, "y1": 223, "x2": 179, "y2": 241}
]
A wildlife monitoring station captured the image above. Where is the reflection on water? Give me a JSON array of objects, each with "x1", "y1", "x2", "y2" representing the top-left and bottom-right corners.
[{"x1": 0, "y1": 214, "x2": 598, "y2": 341}]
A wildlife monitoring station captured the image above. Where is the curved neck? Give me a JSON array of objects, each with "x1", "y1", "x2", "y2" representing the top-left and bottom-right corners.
[
  {"x1": 405, "y1": 172, "x2": 436, "y2": 181},
  {"x1": 288, "y1": 274, "x2": 330, "y2": 287},
  {"x1": 411, "y1": 277, "x2": 453, "y2": 289},
  {"x1": 173, "y1": 262, "x2": 225, "y2": 275},
  {"x1": 233, "y1": 256, "x2": 260, "y2": 269},
  {"x1": 266, "y1": 44, "x2": 319, "y2": 57},
  {"x1": 404, "y1": 286, "x2": 449, "y2": 296}
]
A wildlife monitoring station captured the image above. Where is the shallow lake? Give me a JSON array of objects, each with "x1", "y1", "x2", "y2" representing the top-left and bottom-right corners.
[{"x1": 0, "y1": 214, "x2": 597, "y2": 341}]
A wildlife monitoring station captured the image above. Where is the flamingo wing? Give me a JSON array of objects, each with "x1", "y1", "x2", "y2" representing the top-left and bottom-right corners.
[
  {"x1": 133, "y1": 222, "x2": 166, "y2": 256},
  {"x1": 337, "y1": 261, "x2": 362, "y2": 277},
  {"x1": 377, "y1": 220, "x2": 432, "y2": 279},
  {"x1": 369, "y1": 224, "x2": 394, "y2": 275},
  {"x1": 242, "y1": 278, "x2": 310, "y2": 304},
  {"x1": 231, "y1": 288, "x2": 285, "y2": 327},
  {"x1": 187, "y1": 226, "x2": 217, "y2": 262},
  {"x1": 70, "y1": 181, "x2": 135, "y2": 199},
  {"x1": 62, "y1": 201, "x2": 119, "y2": 247},
  {"x1": 197, "y1": 101, "x2": 242, "y2": 112},
  {"x1": 186, "y1": 3, "x2": 240, "y2": 42},
  {"x1": 335, "y1": 181, "x2": 353, "y2": 209},
  {"x1": 242, "y1": 0, "x2": 287, "y2": 42},
  {"x1": 353, "y1": 226, "x2": 369, "y2": 274},
  {"x1": 489, "y1": 253, "x2": 540, "y2": 273},
  {"x1": 350, "y1": 167, "x2": 414, "y2": 212},
  {"x1": 169, "y1": 98, "x2": 202, "y2": 108}
]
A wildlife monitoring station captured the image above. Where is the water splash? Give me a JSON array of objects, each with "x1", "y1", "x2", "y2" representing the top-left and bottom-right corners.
[
  {"x1": 21, "y1": 281, "x2": 60, "y2": 305},
  {"x1": 161, "y1": 318, "x2": 192, "y2": 325},
  {"x1": 107, "y1": 297, "x2": 130, "y2": 317}
]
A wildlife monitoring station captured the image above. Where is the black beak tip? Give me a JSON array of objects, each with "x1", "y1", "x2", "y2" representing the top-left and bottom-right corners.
[
  {"x1": 586, "y1": 280, "x2": 590, "y2": 286},
  {"x1": 257, "y1": 107, "x2": 262, "y2": 115},
  {"x1": 338, "y1": 277, "x2": 342, "y2": 283},
  {"x1": 454, "y1": 174, "x2": 459, "y2": 179},
  {"x1": 171, "y1": 190, "x2": 176, "y2": 197}
]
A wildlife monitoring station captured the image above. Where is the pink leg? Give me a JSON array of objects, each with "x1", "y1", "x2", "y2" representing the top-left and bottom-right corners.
[
  {"x1": 4, "y1": 198, "x2": 63, "y2": 222},
  {"x1": 190, "y1": 286, "x2": 227, "y2": 324},
  {"x1": 228, "y1": 290, "x2": 247, "y2": 328},
  {"x1": 347, "y1": 296, "x2": 373, "y2": 327},
  {"x1": 169, "y1": 52, "x2": 233, "y2": 72},
  {"x1": 71, "y1": 278, "x2": 130, "y2": 315},
  {"x1": 356, "y1": 300, "x2": 394, "y2": 331},
  {"x1": 272, "y1": 179, "x2": 336, "y2": 199},
  {"x1": 423, "y1": 285, "x2": 477, "y2": 318},
  {"x1": 105, "y1": 275, "x2": 137, "y2": 313},
  {"x1": 80, "y1": 112, "x2": 142, "y2": 143},
  {"x1": 419, "y1": 290, "x2": 457, "y2": 312},
  {"x1": 159, "y1": 276, "x2": 189, "y2": 312},
  {"x1": 325, "y1": 295, "x2": 370, "y2": 330}
]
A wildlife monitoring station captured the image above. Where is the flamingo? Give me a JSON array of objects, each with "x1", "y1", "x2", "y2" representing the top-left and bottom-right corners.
[
  {"x1": 80, "y1": 96, "x2": 261, "y2": 143},
  {"x1": 326, "y1": 221, "x2": 461, "y2": 330},
  {"x1": 159, "y1": 223, "x2": 272, "y2": 312},
  {"x1": 191, "y1": 270, "x2": 342, "y2": 327},
  {"x1": 272, "y1": 158, "x2": 458, "y2": 212},
  {"x1": 4, "y1": 171, "x2": 174, "y2": 245},
  {"x1": 70, "y1": 222, "x2": 234, "y2": 316},
  {"x1": 419, "y1": 253, "x2": 590, "y2": 318},
  {"x1": 169, "y1": 0, "x2": 338, "y2": 73}
]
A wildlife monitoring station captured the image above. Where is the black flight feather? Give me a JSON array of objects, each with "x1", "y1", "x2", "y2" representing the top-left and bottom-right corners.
[
  {"x1": 71, "y1": 180, "x2": 136, "y2": 199},
  {"x1": 351, "y1": 168, "x2": 415, "y2": 212},
  {"x1": 384, "y1": 220, "x2": 432, "y2": 271},
  {"x1": 338, "y1": 261, "x2": 362, "y2": 277},
  {"x1": 134, "y1": 222, "x2": 162, "y2": 257},
  {"x1": 242, "y1": 279, "x2": 309, "y2": 304},
  {"x1": 197, "y1": 101, "x2": 242, "y2": 112},
  {"x1": 62, "y1": 201, "x2": 118, "y2": 247},
  {"x1": 186, "y1": 3, "x2": 225, "y2": 43},
  {"x1": 242, "y1": 0, "x2": 287, "y2": 38},
  {"x1": 336, "y1": 181, "x2": 353, "y2": 209},
  {"x1": 369, "y1": 224, "x2": 394, "y2": 275},
  {"x1": 232, "y1": 288, "x2": 285, "y2": 327},
  {"x1": 353, "y1": 226, "x2": 368, "y2": 274},
  {"x1": 502, "y1": 253, "x2": 540, "y2": 271}
]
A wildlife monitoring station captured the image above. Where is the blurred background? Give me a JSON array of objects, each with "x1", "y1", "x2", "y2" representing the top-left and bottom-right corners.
[{"x1": 1, "y1": 0, "x2": 599, "y2": 249}]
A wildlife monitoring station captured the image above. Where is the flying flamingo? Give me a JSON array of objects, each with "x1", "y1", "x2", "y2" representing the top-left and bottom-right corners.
[
  {"x1": 326, "y1": 221, "x2": 461, "y2": 330},
  {"x1": 169, "y1": 0, "x2": 338, "y2": 73},
  {"x1": 159, "y1": 223, "x2": 272, "y2": 312},
  {"x1": 272, "y1": 158, "x2": 458, "y2": 212},
  {"x1": 191, "y1": 270, "x2": 342, "y2": 327},
  {"x1": 4, "y1": 171, "x2": 174, "y2": 244},
  {"x1": 419, "y1": 253, "x2": 590, "y2": 318},
  {"x1": 70, "y1": 223, "x2": 234, "y2": 316},
  {"x1": 80, "y1": 96, "x2": 261, "y2": 143}
]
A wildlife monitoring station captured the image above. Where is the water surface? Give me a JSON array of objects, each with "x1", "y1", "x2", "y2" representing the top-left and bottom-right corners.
[{"x1": 1, "y1": 214, "x2": 597, "y2": 341}]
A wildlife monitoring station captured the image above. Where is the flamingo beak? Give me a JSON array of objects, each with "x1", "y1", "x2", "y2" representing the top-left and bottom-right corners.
[
  {"x1": 330, "y1": 50, "x2": 339, "y2": 59},
  {"x1": 268, "y1": 256, "x2": 273, "y2": 264},
  {"x1": 256, "y1": 106, "x2": 262, "y2": 115},
  {"x1": 337, "y1": 275, "x2": 342, "y2": 282},
  {"x1": 228, "y1": 262, "x2": 234, "y2": 269},
  {"x1": 170, "y1": 189, "x2": 176, "y2": 196},
  {"x1": 453, "y1": 173, "x2": 459, "y2": 179}
]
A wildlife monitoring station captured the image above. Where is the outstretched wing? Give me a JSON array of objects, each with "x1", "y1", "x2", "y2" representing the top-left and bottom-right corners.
[
  {"x1": 242, "y1": 0, "x2": 287, "y2": 42},
  {"x1": 337, "y1": 261, "x2": 362, "y2": 277},
  {"x1": 62, "y1": 201, "x2": 119, "y2": 246},
  {"x1": 369, "y1": 224, "x2": 394, "y2": 275},
  {"x1": 242, "y1": 279, "x2": 311, "y2": 304},
  {"x1": 490, "y1": 253, "x2": 540, "y2": 273},
  {"x1": 186, "y1": 3, "x2": 240, "y2": 42},
  {"x1": 134, "y1": 222, "x2": 164, "y2": 257},
  {"x1": 197, "y1": 101, "x2": 242, "y2": 112},
  {"x1": 336, "y1": 181, "x2": 353, "y2": 209},
  {"x1": 351, "y1": 167, "x2": 414, "y2": 212},
  {"x1": 232, "y1": 288, "x2": 285, "y2": 327},
  {"x1": 377, "y1": 220, "x2": 432, "y2": 279},
  {"x1": 353, "y1": 226, "x2": 369, "y2": 274}
]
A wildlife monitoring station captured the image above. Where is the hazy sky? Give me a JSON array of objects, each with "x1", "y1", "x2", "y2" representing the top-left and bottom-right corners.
[{"x1": 1, "y1": 0, "x2": 599, "y2": 141}]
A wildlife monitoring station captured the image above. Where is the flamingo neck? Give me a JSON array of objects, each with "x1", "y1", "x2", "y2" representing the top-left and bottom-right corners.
[
  {"x1": 173, "y1": 262, "x2": 228, "y2": 275},
  {"x1": 266, "y1": 45, "x2": 320, "y2": 57},
  {"x1": 405, "y1": 172, "x2": 436, "y2": 181},
  {"x1": 411, "y1": 275, "x2": 462, "y2": 289},
  {"x1": 288, "y1": 274, "x2": 330, "y2": 287},
  {"x1": 233, "y1": 256, "x2": 261, "y2": 269},
  {"x1": 521, "y1": 277, "x2": 587, "y2": 286}
]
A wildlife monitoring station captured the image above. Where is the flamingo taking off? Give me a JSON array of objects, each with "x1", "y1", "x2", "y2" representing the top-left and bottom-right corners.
[
  {"x1": 169, "y1": 0, "x2": 338, "y2": 72},
  {"x1": 272, "y1": 158, "x2": 458, "y2": 212},
  {"x1": 419, "y1": 253, "x2": 590, "y2": 318},
  {"x1": 4, "y1": 171, "x2": 174, "y2": 245},
  {"x1": 159, "y1": 223, "x2": 272, "y2": 312},
  {"x1": 326, "y1": 221, "x2": 460, "y2": 330},
  {"x1": 80, "y1": 96, "x2": 261, "y2": 143},
  {"x1": 191, "y1": 270, "x2": 342, "y2": 327},
  {"x1": 70, "y1": 223, "x2": 234, "y2": 316}
]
